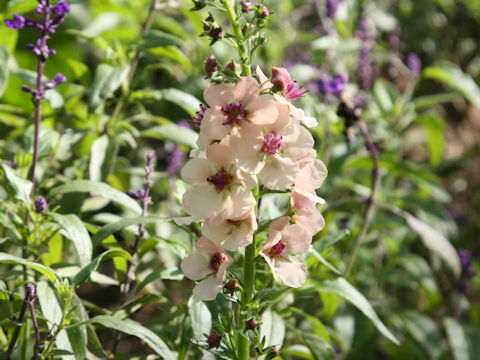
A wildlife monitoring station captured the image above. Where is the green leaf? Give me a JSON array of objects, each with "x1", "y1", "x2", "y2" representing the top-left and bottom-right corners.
[
  {"x1": 37, "y1": 281, "x2": 77, "y2": 357},
  {"x1": 314, "y1": 229, "x2": 350, "y2": 253},
  {"x1": 91, "y1": 215, "x2": 166, "y2": 248},
  {"x1": 136, "y1": 267, "x2": 184, "y2": 293},
  {"x1": 415, "y1": 116, "x2": 445, "y2": 166},
  {"x1": 188, "y1": 297, "x2": 212, "y2": 340},
  {"x1": 444, "y1": 317, "x2": 470, "y2": 360},
  {"x1": 403, "y1": 212, "x2": 461, "y2": 277},
  {"x1": 413, "y1": 92, "x2": 460, "y2": 110},
  {"x1": 87, "y1": 315, "x2": 175, "y2": 359},
  {"x1": 49, "y1": 213, "x2": 92, "y2": 267},
  {"x1": 0, "y1": 46, "x2": 9, "y2": 97},
  {"x1": 139, "y1": 30, "x2": 184, "y2": 49},
  {"x1": 89, "y1": 134, "x2": 109, "y2": 182},
  {"x1": 260, "y1": 309, "x2": 285, "y2": 349},
  {"x1": 318, "y1": 278, "x2": 399, "y2": 345},
  {"x1": 423, "y1": 62, "x2": 480, "y2": 108},
  {"x1": 88, "y1": 64, "x2": 130, "y2": 112},
  {"x1": 141, "y1": 124, "x2": 198, "y2": 148},
  {"x1": 0, "y1": 162, "x2": 33, "y2": 205},
  {"x1": 49, "y1": 180, "x2": 142, "y2": 213},
  {"x1": 74, "y1": 249, "x2": 132, "y2": 285},
  {"x1": 24, "y1": 126, "x2": 60, "y2": 159},
  {"x1": 254, "y1": 287, "x2": 289, "y2": 301},
  {"x1": 302, "y1": 333, "x2": 335, "y2": 360},
  {"x1": 147, "y1": 46, "x2": 191, "y2": 73},
  {"x1": 131, "y1": 88, "x2": 202, "y2": 116},
  {"x1": 0, "y1": 253, "x2": 62, "y2": 288}
]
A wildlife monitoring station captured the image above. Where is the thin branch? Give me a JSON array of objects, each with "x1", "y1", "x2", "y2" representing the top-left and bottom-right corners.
[{"x1": 344, "y1": 120, "x2": 380, "y2": 277}]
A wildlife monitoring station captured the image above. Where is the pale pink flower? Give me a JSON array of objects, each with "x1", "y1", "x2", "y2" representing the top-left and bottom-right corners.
[
  {"x1": 200, "y1": 77, "x2": 279, "y2": 145},
  {"x1": 230, "y1": 103, "x2": 315, "y2": 190},
  {"x1": 181, "y1": 143, "x2": 256, "y2": 219},
  {"x1": 260, "y1": 216, "x2": 311, "y2": 287},
  {"x1": 294, "y1": 151, "x2": 328, "y2": 203},
  {"x1": 256, "y1": 66, "x2": 318, "y2": 128},
  {"x1": 291, "y1": 191, "x2": 325, "y2": 236},
  {"x1": 271, "y1": 67, "x2": 292, "y2": 91},
  {"x1": 202, "y1": 208, "x2": 257, "y2": 251},
  {"x1": 181, "y1": 237, "x2": 233, "y2": 301}
]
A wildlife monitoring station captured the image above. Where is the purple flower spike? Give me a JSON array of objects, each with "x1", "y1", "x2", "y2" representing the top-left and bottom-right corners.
[
  {"x1": 53, "y1": 73, "x2": 67, "y2": 85},
  {"x1": 35, "y1": 195, "x2": 47, "y2": 213},
  {"x1": 54, "y1": 0, "x2": 71, "y2": 15},
  {"x1": 167, "y1": 145, "x2": 186, "y2": 176},
  {"x1": 406, "y1": 53, "x2": 422, "y2": 76},
  {"x1": 5, "y1": 14, "x2": 25, "y2": 29},
  {"x1": 326, "y1": 0, "x2": 340, "y2": 19}
]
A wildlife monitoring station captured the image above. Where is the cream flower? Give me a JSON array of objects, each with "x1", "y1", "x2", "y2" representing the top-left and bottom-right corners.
[
  {"x1": 199, "y1": 77, "x2": 279, "y2": 146},
  {"x1": 291, "y1": 191, "x2": 325, "y2": 237},
  {"x1": 181, "y1": 143, "x2": 256, "y2": 219},
  {"x1": 201, "y1": 208, "x2": 257, "y2": 251},
  {"x1": 181, "y1": 237, "x2": 233, "y2": 301},
  {"x1": 260, "y1": 216, "x2": 311, "y2": 287},
  {"x1": 293, "y1": 151, "x2": 328, "y2": 204},
  {"x1": 256, "y1": 66, "x2": 318, "y2": 128},
  {"x1": 230, "y1": 103, "x2": 315, "y2": 190}
]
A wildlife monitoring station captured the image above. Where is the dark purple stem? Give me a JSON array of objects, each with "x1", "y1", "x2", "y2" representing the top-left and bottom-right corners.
[
  {"x1": 29, "y1": 8, "x2": 50, "y2": 199},
  {"x1": 28, "y1": 295, "x2": 41, "y2": 359},
  {"x1": 122, "y1": 151, "x2": 155, "y2": 296},
  {"x1": 6, "y1": 285, "x2": 38, "y2": 357}
]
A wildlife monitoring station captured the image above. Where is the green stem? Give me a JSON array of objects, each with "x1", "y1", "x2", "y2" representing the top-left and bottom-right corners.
[
  {"x1": 238, "y1": 237, "x2": 255, "y2": 360},
  {"x1": 221, "y1": 0, "x2": 251, "y2": 76},
  {"x1": 42, "y1": 294, "x2": 72, "y2": 357}
]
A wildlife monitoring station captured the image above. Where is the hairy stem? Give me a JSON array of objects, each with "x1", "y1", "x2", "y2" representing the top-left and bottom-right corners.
[
  {"x1": 221, "y1": 0, "x2": 251, "y2": 76},
  {"x1": 344, "y1": 120, "x2": 380, "y2": 277}
]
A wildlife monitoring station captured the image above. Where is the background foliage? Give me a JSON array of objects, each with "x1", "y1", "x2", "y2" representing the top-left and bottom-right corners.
[{"x1": 0, "y1": 0, "x2": 479, "y2": 359}]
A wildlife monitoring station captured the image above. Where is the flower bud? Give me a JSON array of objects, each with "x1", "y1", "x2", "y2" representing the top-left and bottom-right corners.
[
  {"x1": 225, "y1": 279, "x2": 238, "y2": 291},
  {"x1": 5, "y1": 14, "x2": 25, "y2": 29},
  {"x1": 126, "y1": 190, "x2": 140, "y2": 200},
  {"x1": 271, "y1": 67, "x2": 292, "y2": 92},
  {"x1": 245, "y1": 318, "x2": 258, "y2": 330},
  {"x1": 241, "y1": 0, "x2": 252, "y2": 12},
  {"x1": 35, "y1": 196, "x2": 47, "y2": 213},
  {"x1": 209, "y1": 26, "x2": 223, "y2": 43},
  {"x1": 205, "y1": 55, "x2": 217, "y2": 76},
  {"x1": 260, "y1": 5, "x2": 269, "y2": 18},
  {"x1": 207, "y1": 333, "x2": 222, "y2": 348}
]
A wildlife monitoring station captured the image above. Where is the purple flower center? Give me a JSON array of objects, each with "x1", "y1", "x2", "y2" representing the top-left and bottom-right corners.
[
  {"x1": 209, "y1": 252, "x2": 227, "y2": 272},
  {"x1": 222, "y1": 102, "x2": 246, "y2": 126},
  {"x1": 268, "y1": 241, "x2": 287, "y2": 258},
  {"x1": 207, "y1": 168, "x2": 233, "y2": 192},
  {"x1": 262, "y1": 132, "x2": 282, "y2": 155},
  {"x1": 284, "y1": 82, "x2": 306, "y2": 100}
]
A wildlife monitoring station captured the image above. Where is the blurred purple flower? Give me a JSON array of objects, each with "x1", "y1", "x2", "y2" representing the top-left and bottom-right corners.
[
  {"x1": 126, "y1": 190, "x2": 140, "y2": 200},
  {"x1": 319, "y1": 73, "x2": 348, "y2": 95},
  {"x1": 356, "y1": 20, "x2": 378, "y2": 91},
  {"x1": 406, "y1": 53, "x2": 422, "y2": 76},
  {"x1": 35, "y1": 195, "x2": 47, "y2": 213},
  {"x1": 45, "y1": 73, "x2": 67, "y2": 89},
  {"x1": 54, "y1": 0, "x2": 71, "y2": 15},
  {"x1": 326, "y1": 0, "x2": 340, "y2": 19},
  {"x1": 5, "y1": 14, "x2": 25, "y2": 29},
  {"x1": 456, "y1": 248, "x2": 476, "y2": 294},
  {"x1": 166, "y1": 145, "x2": 186, "y2": 176}
]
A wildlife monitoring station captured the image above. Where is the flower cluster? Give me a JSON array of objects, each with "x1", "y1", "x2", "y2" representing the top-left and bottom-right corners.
[{"x1": 179, "y1": 68, "x2": 327, "y2": 300}]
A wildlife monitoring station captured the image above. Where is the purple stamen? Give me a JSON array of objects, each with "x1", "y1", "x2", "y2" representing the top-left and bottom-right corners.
[
  {"x1": 268, "y1": 241, "x2": 287, "y2": 258},
  {"x1": 262, "y1": 132, "x2": 282, "y2": 155},
  {"x1": 222, "y1": 102, "x2": 246, "y2": 126},
  {"x1": 209, "y1": 252, "x2": 227, "y2": 272},
  {"x1": 207, "y1": 168, "x2": 233, "y2": 192}
]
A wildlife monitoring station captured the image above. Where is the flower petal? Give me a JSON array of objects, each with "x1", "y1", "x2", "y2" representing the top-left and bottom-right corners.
[
  {"x1": 265, "y1": 216, "x2": 289, "y2": 249},
  {"x1": 180, "y1": 251, "x2": 210, "y2": 280},
  {"x1": 206, "y1": 143, "x2": 235, "y2": 169},
  {"x1": 222, "y1": 186, "x2": 256, "y2": 219},
  {"x1": 274, "y1": 256, "x2": 308, "y2": 288},
  {"x1": 247, "y1": 97, "x2": 279, "y2": 125},
  {"x1": 282, "y1": 223, "x2": 312, "y2": 253},
  {"x1": 182, "y1": 184, "x2": 223, "y2": 219},
  {"x1": 230, "y1": 123, "x2": 264, "y2": 173},
  {"x1": 281, "y1": 123, "x2": 315, "y2": 160},
  {"x1": 181, "y1": 158, "x2": 214, "y2": 185},
  {"x1": 259, "y1": 156, "x2": 299, "y2": 190},
  {"x1": 233, "y1": 77, "x2": 260, "y2": 104},
  {"x1": 196, "y1": 236, "x2": 224, "y2": 256},
  {"x1": 295, "y1": 159, "x2": 328, "y2": 194},
  {"x1": 201, "y1": 109, "x2": 230, "y2": 140},
  {"x1": 204, "y1": 83, "x2": 235, "y2": 107},
  {"x1": 193, "y1": 276, "x2": 223, "y2": 301}
]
